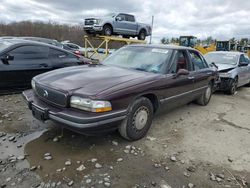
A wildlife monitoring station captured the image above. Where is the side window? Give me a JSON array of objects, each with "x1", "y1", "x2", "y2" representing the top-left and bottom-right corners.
[
  {"x1": 125, "y1": 15, "x2": 135, "y2": 22},
  {"x1": 8, "y1": 45, "x2": 49, "y2": 60},
  {"x1": 169, "y1": 51, "x2": 189, "y2": 73},
  {"x1": 117, "y1": 14, "x2": 125, "y2": 21},
  {"x1": 189, "y1": 51, "x2": 208, "y2": 70},
  {"x1": 240, "y1": 55, "x2": 249, "y2": 63},
  {"x1": 244, "y1": 55, "x2": 250, "y2": 64},
  {"x1": 49, "y1": 48, "x2": 68, "y2": 58}
]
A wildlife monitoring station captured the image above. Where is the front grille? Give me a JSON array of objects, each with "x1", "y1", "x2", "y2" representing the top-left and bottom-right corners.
[
  {"x1": 36, "y1": 84, "x2": 67, "y2": 107},
  {"x1": 85, "y1": 20, "x2": 94, "y2": 25}
]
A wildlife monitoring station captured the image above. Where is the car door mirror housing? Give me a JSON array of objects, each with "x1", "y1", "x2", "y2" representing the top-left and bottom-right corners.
[
  {"x1": 116, "y1": 17, "x2": 122, "y2": 21},
  {"x1": 173, "y1": 69, "x2": 189, "y2": 78},
  {"x1": 1, "y1": 54, "x2": 14, "y2": 64}
]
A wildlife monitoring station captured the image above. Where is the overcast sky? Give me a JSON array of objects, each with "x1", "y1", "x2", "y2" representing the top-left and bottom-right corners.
[{"x1": 0, "y1": 0, "x2": 250, "y2": 43}]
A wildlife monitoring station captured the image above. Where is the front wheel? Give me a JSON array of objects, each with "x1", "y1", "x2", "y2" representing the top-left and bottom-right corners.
[
  {"x1": 226, "y1": 78, "x2": 238, "y2": 95},
  {"x1": 118, "y1": 97, "x2": 153, "y2": 141},
  {"x1": 196, "y1": 82, "x2": 212, "y2": 106},
  {"x1": 102, "y1": 25, "x2": 112, "y2": 36}
]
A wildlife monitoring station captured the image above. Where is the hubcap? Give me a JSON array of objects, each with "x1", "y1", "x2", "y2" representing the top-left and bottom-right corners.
[
  {"x1": 133, "y1": 106, "x2": 149, "y2": 130},
  {"x1": 105, "y1": 28, "x2": 111, "y2": 35},
  {"x1": 205, "y1": 86, "x2": 211, "y2": 100}
]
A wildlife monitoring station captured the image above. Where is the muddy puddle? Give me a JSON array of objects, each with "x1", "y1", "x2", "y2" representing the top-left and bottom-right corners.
[{"x1": 24, "y1": 128, "x2": 124, "y2": 183}]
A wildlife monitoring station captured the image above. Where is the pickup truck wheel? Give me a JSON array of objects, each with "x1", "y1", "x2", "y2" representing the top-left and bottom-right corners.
[
  {"x1": 138, "y1": 30, "x2": 146, "y2": 40},
  {"x1": 122, "y1": 35, "x2": 130, "y2": 39},
  {"x1": 196, "y1": 82, "x2": 212, "y2": 106},
  {"x1": 102, "y1": 25, "x2": 112, "y2": 36},
  {"x1": 226, "y1": 78, "x2": 238, "y2": 95},
  {"x1": 118, "y1": 97, "x2": 153, "y2": 141}
]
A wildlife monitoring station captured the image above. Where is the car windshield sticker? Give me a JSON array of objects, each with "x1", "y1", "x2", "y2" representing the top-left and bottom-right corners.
[{"x1": 151, "y1": 49, "x2": 169, "y2": 54}]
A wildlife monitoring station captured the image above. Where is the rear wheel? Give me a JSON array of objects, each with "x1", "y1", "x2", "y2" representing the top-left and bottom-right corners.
[
  {"x1": 226, "y1": 78, "x2": 238, "y2": 95},
  {"x1": 122, "y1": 35, "x2": 130, "y2": 39},
  {"x1": 118, "y1": 97, "x2": 153, "y2": 141},
  {"x1": 102, "y1": 25, "x2": 112, "y2": 36},
  {"x1": 196, "y1": 82, "x2": 212, "y2": 106},
  {"x1": 138, "y1": 30, "x2": 146, "y2": 40}
]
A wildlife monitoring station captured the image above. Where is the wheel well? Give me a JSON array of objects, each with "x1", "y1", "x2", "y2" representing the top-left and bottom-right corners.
[
  {"x1": 103, "y1": 23, "x2": 113, "y2": 32},
  {"x1": 142, "y1": 94, "x2": 159, "y2": 113},
  {"x1": 139, "y1": 28, "x2": 146, "y2": 34}
]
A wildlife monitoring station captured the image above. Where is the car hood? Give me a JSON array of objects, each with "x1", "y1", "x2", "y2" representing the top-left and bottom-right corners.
[
  {"x1": 215, "y1": 63, "x2": 236, "y2": 71},
  {"x1": 34, "y1": 65, "x2": 160, "y2": 97}
]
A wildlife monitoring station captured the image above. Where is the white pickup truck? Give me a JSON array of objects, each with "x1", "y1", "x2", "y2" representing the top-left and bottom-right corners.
[{"x1": 84, "y1": 13, "x2": 152, "y2": 40}]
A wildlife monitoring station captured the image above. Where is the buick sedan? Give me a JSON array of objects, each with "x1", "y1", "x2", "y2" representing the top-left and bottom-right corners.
[{"x1": 23, "y1": 45, "x2": 218, "y2": 140}]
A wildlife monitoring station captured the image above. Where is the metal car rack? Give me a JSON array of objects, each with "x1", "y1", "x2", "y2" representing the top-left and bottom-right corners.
[{"x1": 84, "y1": 35, "x2": 146, "y2": 60}]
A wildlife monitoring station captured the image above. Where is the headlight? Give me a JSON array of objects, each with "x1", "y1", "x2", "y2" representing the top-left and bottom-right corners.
[
  {"x1": 31, "y1": 79, "x2": 36, "y2": 90},
  {"x1": 70, "y1": 96, "x2": 112, "y2": 112},
  {"x1": 219, "y1": 72, "x2": 231, "y2": 77},
  {"x1": 93, "y1": 19, "x2": 102, "y2": 24}
]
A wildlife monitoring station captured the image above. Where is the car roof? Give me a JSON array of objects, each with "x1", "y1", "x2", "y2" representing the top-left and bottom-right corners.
[
  {"x1": 128, "y1": 44, "x2": 196, "y2": 51},
  {"x1": 0, "y1": 39, "x2": 77, "y2": 55}
]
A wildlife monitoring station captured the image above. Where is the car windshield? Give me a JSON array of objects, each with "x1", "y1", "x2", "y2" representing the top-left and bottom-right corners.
[
  {"x1": 0, "y1": 41, "x2": 12, "y2": 51},
  {"x1": 204, "y1": 53, "x2": 238, "y2": 65},
  {"x1": 103, "y1": 46, "x2": 172, "y2": 74}
]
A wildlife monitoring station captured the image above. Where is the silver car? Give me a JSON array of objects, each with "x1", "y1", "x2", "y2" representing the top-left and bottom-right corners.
[{"x1": 205, "y1": 51, "x2": 250, "y2": 94}]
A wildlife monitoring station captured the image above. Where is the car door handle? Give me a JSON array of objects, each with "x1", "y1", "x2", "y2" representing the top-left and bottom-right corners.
[
  {"x1": 206, "y1": 72, "x2": 212, "y2": 75},
  {"x1": 188, "y1": 76, "x2": 195, "y2": 80},
  {"x1": 39, "y1": 63, "x2": 48, "y2": 68}
]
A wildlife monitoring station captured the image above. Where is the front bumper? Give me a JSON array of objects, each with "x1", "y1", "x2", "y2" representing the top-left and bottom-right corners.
[
  {"x1": 218, "y1": 77, "x2": 233, "y2": 91},
  {"x1": 84, "y1": 25, "x2": 103, "y2": 32},
  {"x1": 22, "y1": 90, "x2": 127, "y2": 133}
]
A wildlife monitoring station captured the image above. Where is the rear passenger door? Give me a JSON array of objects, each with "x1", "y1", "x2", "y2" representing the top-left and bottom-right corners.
[
  {"x1": 49, "y1": 48, "x2": 79, "y2": 69},
  {"x1": 0, "y1": 45, "x2": 50, "y2": 88},
  {"x1": 188, "y1": 50, "x2": 211, "y2": 97},
  {"x1": 124, "y1": 14, "x2": 137, "y2": 35}
]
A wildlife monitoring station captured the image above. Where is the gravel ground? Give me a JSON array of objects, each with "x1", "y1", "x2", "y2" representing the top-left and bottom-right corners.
[{"x1": 0, "y1": 87, "x2": 250, "y2": 188}]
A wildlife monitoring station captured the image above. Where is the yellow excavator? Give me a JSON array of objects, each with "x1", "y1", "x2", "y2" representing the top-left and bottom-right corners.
[{"x1": 179, "y1": 36, "x2": 216, "y2": 54}]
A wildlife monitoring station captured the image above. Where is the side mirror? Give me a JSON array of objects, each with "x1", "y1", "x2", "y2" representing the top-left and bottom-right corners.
[
  {"x1": 173, "y1": 69, "x2": 189, "y2": 78},
  {"x1": 115, "y1": 17, "x2": 122, "y2": 21},
  {"x1": 1, "y1": 54, "x2": 14, "y2": 64},
  {"x1": 239, "y1": 61, "x2": 248, "y2": 67}
]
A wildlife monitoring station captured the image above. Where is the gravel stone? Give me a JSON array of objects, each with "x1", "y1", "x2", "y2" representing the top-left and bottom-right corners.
[
  {"x1": 95, "y1": 163, "x2": 102, "y2": 168},
  {"x1": 112, "y1": 140, "x2": 118, "y2": 146},
  {"x1": 65, "y1": 160, "x2": 71, "y2": 166},
  {"x1": 76, "y1": 164, "x2": 86, "y2": 171},
  {"x1": 170, "y1": 156, "x2": 177, "y2": 162}
]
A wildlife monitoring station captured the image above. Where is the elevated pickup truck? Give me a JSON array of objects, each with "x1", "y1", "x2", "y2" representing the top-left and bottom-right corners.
[{"x1": 84, "y1": 13, "x2": 152, "y2": 40}]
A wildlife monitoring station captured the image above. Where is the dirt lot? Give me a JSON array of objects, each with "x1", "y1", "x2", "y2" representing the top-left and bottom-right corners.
[{"x1": 0, "y1": 88, "x2": 250, "y2": 188}]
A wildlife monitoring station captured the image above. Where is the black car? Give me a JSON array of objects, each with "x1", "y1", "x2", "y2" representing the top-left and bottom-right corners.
[{"x1": 0, "y1": 39, "x2": 91, "y2": 91}]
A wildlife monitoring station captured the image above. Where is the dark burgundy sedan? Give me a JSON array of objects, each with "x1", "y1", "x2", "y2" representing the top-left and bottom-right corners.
[{"x1": 23, "y1": 45, "x2": 218, "y2": 141}]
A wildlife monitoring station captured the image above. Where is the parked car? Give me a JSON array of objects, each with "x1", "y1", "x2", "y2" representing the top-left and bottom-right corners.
[
  {"x1": 61, "y1": 41, "x2": 86, "y2": 56},
  {"x1": 84, "y1": 13, "x2": 152, "y2": 40},
  {"x1": 0, "y1": 39, "x2": 91, "y2": 91},
  {"x1": 205, "y1": 51, "x2": 250, "y2": 94},
  {"x1": 23, "y1": 45, "x2": 218, "y2": 141}
]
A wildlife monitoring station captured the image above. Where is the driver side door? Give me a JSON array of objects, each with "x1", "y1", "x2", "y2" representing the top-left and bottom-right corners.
[{"x1": 160, "y1": 50, "x2": 195, "y2": 110}]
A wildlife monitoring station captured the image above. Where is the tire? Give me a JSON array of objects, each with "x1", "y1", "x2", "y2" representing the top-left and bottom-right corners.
[
  {"x1": 226, "y1": 78, "x2": 238, "y2": 95},
  {"x1": 122, "y1": 35, "x2": 130, "y2": 39},
  {"x1": 102, "y1": 25, "x2": 112, "y2": 36},
  {"x1": 138, "y1": 30, "x2": 146, "y2": 40},
  {"x1": 196, "y1": 82, "x2": 213, "y2": 106},
  {"x1": 118, "y1": 97, "x2": 153, "y2": 141}
]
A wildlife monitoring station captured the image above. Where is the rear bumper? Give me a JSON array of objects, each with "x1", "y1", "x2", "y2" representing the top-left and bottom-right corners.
[{"x1": 22, "y1": 90, "x2": 127, "y2": 133}]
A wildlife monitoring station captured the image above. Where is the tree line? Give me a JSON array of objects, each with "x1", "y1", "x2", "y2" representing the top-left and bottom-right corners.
[{"x1": 0, "y1": 21, "x2": 85, "y2": 45}]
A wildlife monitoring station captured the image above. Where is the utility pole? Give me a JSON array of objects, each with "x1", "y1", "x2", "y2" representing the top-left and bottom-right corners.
[{"x1": 149, "y1": 15, "x2": 154, "y2": 44}]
